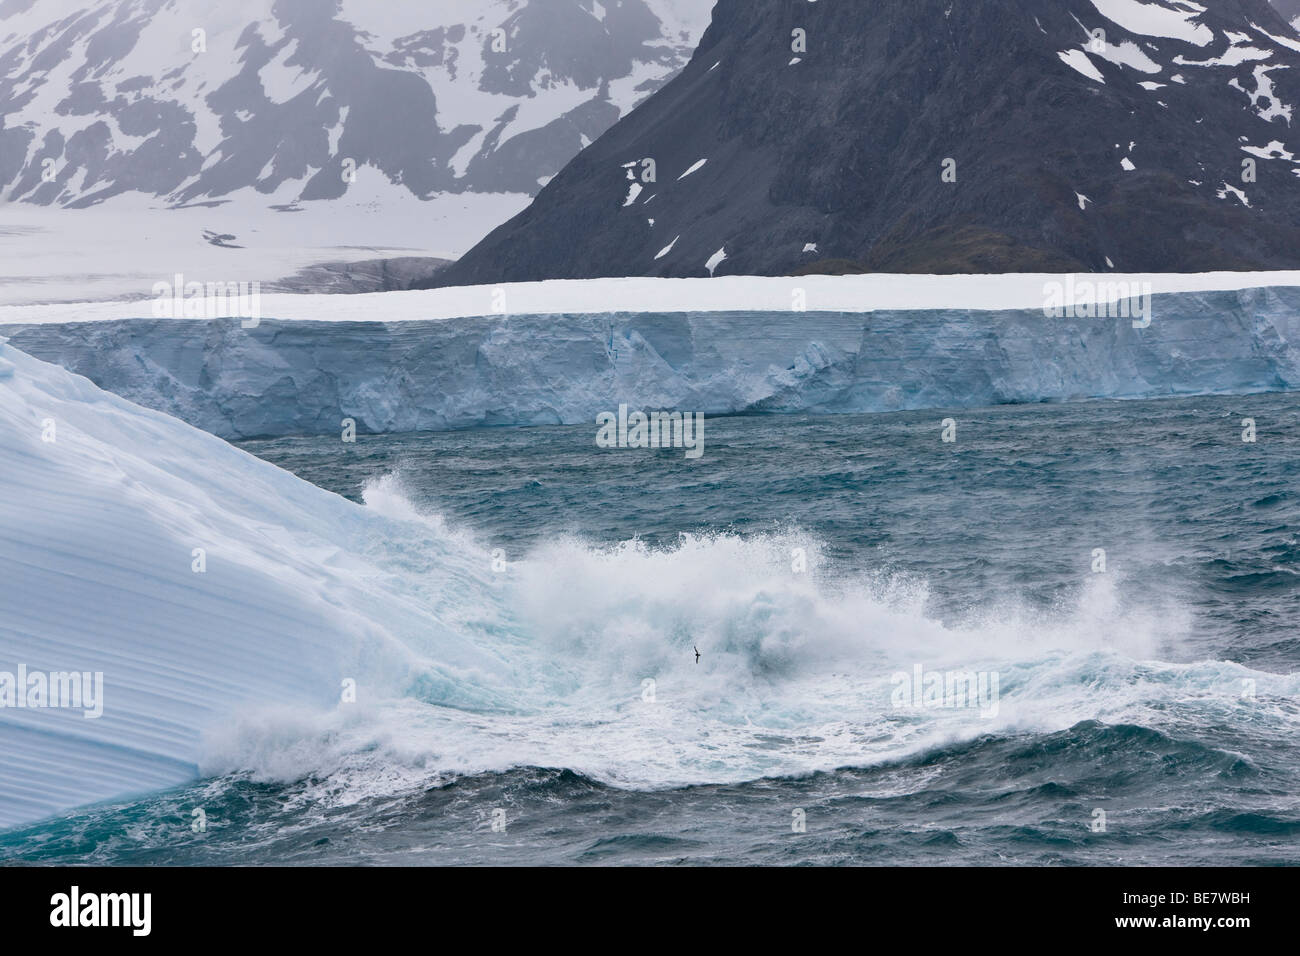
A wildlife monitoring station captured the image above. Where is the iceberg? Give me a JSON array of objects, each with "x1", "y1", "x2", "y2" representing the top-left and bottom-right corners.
[
  {"x1": 2, "y1": 285, "x2": 1298, "y2": 438},
  {"x1": 0, "y1": 338, "x2": 510, "y2": 829}
]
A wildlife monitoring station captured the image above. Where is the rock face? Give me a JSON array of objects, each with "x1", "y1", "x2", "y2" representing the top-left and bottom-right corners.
[
  {"x1": 0, "y1": 0, "x2": 711, "y2": 207},
  {"x1": 433, "y1": 0, "x2": 1300, "y2": 284},
  {"x1": 1274, "y1": 0, "x2": 1300, "y2": 26},
  {"x1": 262, "y1": 257, "x2": 450, "y2": 294},
  {"x1": 5, "y1": 286, "x2": 1300, "y2": 438}
]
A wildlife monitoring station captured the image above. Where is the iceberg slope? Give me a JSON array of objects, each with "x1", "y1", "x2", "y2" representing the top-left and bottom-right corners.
[{"x1": 0, "y1": 339, "x2": 505, "y2": 830}]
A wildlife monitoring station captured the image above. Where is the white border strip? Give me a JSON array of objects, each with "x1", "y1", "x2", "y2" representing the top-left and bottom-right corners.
[{"x1": 2, "y1": 272, "x2": 1299, "y2": 325}]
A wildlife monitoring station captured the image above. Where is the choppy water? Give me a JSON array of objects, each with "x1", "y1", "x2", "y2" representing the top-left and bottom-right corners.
[{"x1": 4, "y1": 394, "x2": 1299, "y2": 865}]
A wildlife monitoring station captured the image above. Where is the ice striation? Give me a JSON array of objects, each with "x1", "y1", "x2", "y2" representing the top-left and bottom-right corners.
[{"x1": 0, "y1": 338, "x2": 510, "y2": 829}]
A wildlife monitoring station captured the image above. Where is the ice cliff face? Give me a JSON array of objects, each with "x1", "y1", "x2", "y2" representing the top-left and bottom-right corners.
[{"x1": 3, "y1": 286, "x2": 1300, "y2": 439}]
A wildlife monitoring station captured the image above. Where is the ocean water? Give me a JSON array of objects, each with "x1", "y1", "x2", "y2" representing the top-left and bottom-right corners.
[{"x1": 3, "y1": 394, "x2": 1299, "y2": 866}]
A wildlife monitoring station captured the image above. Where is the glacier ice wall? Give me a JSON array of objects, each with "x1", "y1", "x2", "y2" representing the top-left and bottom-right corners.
[{"x1": 3, "y1": 286, "x2": 1299, "y2": 439}]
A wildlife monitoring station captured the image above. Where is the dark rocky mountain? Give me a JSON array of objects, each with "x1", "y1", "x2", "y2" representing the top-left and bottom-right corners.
[
  {"x1": 433, "y1": 0, "x2": 1300, "y2": 283},
  {"x1": 1273, "y1": 0, "x2": 1300, "y2": 25}
]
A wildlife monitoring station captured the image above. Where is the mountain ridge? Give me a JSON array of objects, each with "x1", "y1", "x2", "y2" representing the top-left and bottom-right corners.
[
  {"x1": 432, "y1": 0, "x2": 1300, "y2": 283},
  {"x1": 0, "y1": 0, "x2": 713, "y2": 208}
]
